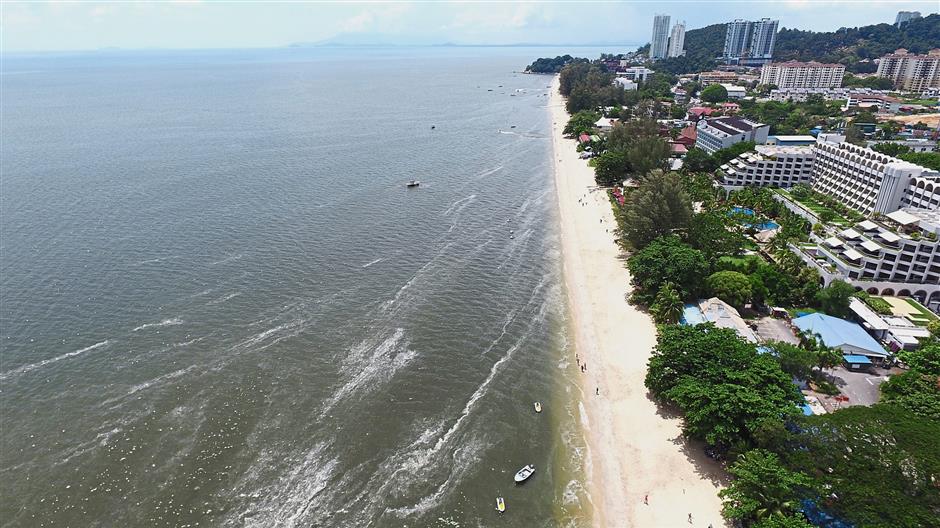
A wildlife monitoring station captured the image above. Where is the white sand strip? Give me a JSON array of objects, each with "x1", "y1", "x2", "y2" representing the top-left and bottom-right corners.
[{"x1": 548, "y1": 75, "x2": 727, "y2": 528}]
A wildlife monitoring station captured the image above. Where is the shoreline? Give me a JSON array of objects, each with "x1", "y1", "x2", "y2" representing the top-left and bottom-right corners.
[{"x1": 548, "y1": 76, "x2": 727, "y2": 527}]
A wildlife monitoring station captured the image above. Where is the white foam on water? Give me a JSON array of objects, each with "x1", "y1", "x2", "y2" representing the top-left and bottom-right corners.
[
  {"x1": 209, "y1": 253, "x2": 242, "y2": 266},
  {"x1": 100, "y1": 365, "x2": 199, "y2": 408},
  {"x1": 0, "y1": 340, "x2": 110, "y2": 380},
  {"x1": 320, "y1": 328, "x2": 415, "y2": 415},
  {"x1": 208, "y1": 292, "x2": 241, "y2": 305},
  {"x1": 135, "y1": 255, "x2": 178, "y2": 265},
  {"x1": 361, "y1": 257, "x2": 384, "y2": 268},
  {"x1": 237, "y1": 443, "x2": 340, "y2": 528},
  {"x1": 442, "y1": 194, "x2": 477, "y2": 217},
  {"x1": 132, "y1": 317, "x2": 183, "y2": 332}
]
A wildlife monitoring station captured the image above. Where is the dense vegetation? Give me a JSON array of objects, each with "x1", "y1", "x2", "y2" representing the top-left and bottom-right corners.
[
  {"x1": 881, "y1": 341, "x2": 940, "y2": 419},
  {"x1": 737, "y1": 96, "x2": 843, "y2": 136},
  {"x1": 652, "y1": 14, "x2": 940, "y2": 74},
  {"x1": 524, "y1": 55, "x2": 586, "y2": 73},
  {"x1": 774, "y1": 14, "x2": 940, "y2": 71}
]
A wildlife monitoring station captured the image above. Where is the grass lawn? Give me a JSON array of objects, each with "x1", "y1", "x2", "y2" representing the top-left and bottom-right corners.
[
  {"x1": 775, "y1": 189, "x2": 850, "y2": 225},
  {"x1": 905, "y1": 298, "x2": 939, "y2": 324}
]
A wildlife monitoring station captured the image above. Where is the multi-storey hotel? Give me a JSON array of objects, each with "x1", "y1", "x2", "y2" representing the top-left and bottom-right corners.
[
  {"x1": 875, "y1": 49, "x2": 940, "y2": 92},
  {"x1": 810, "y1": 134, "x2": 937, "y2": 215},
  {"x1": 759, "y1": 61, "x2": 845, "y2": 90},
  {"x1": 695, "y1": 117, "x2": 770, "y2": 154},
  {"x1": 809, "y1": 209, "x2": 940, "y2": 304},
  {"x1": 718, "y1": 145, "x2": 815, "y2": 188}
]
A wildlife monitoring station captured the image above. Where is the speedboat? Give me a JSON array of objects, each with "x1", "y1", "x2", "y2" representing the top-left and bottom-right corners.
[
  {"x1": 534, "y1": 402, "x2": 542, "y2": 413},
  {"x1": 406, "y1": 180, "x2": 420, "y2": 188},
  {"x1": 496, "y1": 497, "x2": 506, "y2": 512},
  {"x1": 514, "y1": 464, "x2": 535, "y2": 483}
]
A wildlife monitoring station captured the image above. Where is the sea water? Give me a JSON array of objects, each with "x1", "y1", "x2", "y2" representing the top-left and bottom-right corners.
[{"x1": 0, "y1": 46, "x2": 605, "y2": 527}]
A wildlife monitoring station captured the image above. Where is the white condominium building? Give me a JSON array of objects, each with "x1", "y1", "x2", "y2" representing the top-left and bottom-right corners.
[
  {"x1": 695, "y1": 117, "x2": 770, "y2": 154},
  {"x1": 902, "y1": 174, "x2": 940, "y2": 210},
  {"x1": 760, "y1": 61, "x2": 845, "y2": 89},
  {"x1": 876, "y1": 49, "x2": 940, "y2": 92},
  {"x1": 811, "y1": 134, "x2": 936, "y2": 215},
  {"x1": 650, "y1": 14, "x2": 671, "y2": 60},
  {"x1": 718, "y1": 145, "x2": 815, "y2": 188},
  {"x1": 667, "y1": 21, "x2": 686, "y2": 58},
  {"x1": 723, "y1": 18, "x2": 778, "y2": 65}
]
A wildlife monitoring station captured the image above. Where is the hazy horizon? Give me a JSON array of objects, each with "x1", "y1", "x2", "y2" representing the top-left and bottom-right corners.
[{"x1": 2, "y1": 1, "x2": 937, "y2": 54}]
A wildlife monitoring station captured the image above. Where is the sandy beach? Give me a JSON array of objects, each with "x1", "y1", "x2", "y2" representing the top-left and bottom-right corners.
[{"x1": 549, "y1": 76, "x2": 727, "y2": 528}]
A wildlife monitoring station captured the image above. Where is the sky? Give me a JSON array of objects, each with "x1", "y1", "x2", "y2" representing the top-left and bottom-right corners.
[{"x1": 1, "y1": 1, "x2": 937, "y2": 53}]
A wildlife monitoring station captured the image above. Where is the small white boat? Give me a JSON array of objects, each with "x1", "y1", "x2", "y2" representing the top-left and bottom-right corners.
[
  {"x1": 534, "y1": 402, "x2": 542, "y2": 413},
  {"x1": 406, "y1": 180, "x2": 420, "y2": 188},
  {"x1": 496, "y1": 497, "x2": 505, "y2": 512},
  {"x1": 514, "y1": 464, "x2": 535, "y2": 483}
]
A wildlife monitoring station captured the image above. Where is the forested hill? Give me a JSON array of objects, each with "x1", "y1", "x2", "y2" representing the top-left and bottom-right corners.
[{"x1": 653, "y1": 14, "x2": 940, "y2": 75}]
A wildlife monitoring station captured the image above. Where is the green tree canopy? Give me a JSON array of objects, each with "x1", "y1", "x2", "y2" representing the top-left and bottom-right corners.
[
  {"x1": 645, "y1": 324, "x2": 802, "y2": 447},
  {"x1": 627, "y1": 235, "x2": 708, "y2": 304},
  {"x1": 620, "y1": 173, "x2": 693, "y2": 249},
  {"x1": 650, "y1": 282, "x2": 684, "y2": 325},
  {"x1": 779, "y1": 404, "x2": 940, "y2": 527},
  {"x1": 700, "y1": 83, "x2": 729, "y2": 103},
  {"x1": 685, "y1": 211, "x2": 747, "y2": 264},
  {"x1": 593, "y1": 150, "x2": 631, "y2": 187},
  {"x1": 707, "y1": 270, "x2": 753, "y2": 308},
  {"x1": 563, "y1": 110, "x2": 600, "y2": 136},
  {"x1": 712, "y1": 141, "x2": 756, "y2": 166},
  {"x1": 720, "y1": 449, "x2": 814, "y2": 523},
  {"x1": 814, "y1": 280, "x2": 855, "y2": 317},
  {"x1": 681, "y1": 147, "x2": 717, "y2": 174}
]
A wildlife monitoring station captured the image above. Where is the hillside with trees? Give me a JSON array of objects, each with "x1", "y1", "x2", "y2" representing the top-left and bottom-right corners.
[{"x1": 650, "y1": 14, "x2": 940, "y2": 74}]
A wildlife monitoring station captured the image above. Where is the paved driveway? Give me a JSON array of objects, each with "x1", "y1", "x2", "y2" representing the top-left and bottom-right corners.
[
  {"x1": 816, "y1": 366, "x2": 888, "y2": 411},
  {"x1": 754, "y1": 317, "x2": 800, "y2": 345}
]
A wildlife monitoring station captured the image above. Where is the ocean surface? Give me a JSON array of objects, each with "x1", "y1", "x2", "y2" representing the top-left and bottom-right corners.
[{"x1": 0, "y1": 46, "x2": 611, "y2": 527}]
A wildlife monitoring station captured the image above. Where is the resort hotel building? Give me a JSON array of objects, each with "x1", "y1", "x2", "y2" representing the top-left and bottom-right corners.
[
  {"x1": 695, "y1": 117, "x2": 770, "y2": 154},
  {"x1": 719, "y1": 145, "x2": 815, "y2": 189}
]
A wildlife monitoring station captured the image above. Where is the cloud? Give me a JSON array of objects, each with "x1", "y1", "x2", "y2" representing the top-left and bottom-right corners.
[{"x1": 340, "y1": 3, "x2": 412, "y2": 33}]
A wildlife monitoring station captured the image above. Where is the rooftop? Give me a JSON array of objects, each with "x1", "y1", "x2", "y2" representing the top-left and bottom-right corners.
[
  {"x1": 766, "y1": 61, "x2": 844, "y2": 68},
  {"x1": 793, "y1": 313, "x2": 887, "y2": 357}
]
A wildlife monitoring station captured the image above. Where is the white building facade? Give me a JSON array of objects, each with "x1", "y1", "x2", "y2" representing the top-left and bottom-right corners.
[
  {"x1": 759, "y1": 61, "x2": 845, "y2": 89},
  {"x1": 876, "y1": 49, "x2": 940, "y2": 92},
  {"x1": 667, "y1": 21, "x2": 686, "y2": 58},
  {"x1": 719, "y1": 145, "x2": 815, "y2": 189},
  {"x1": 695, "y1": 117, "x2": 770, "y2": 154},
  {"x1": 650, "y1": 15, "x2": 671, "y2": 60}
]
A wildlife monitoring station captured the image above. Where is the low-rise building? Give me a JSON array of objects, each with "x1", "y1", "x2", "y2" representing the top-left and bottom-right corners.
[
  {"x1": 695, "y1": 116, "x2": 770, "y2": 154},
  {"x1": 718, "y1": 145, "x2": 814, "y2": 189},
  {"x1": 614, "y1": 78, "x2": 638, "y2": 91},
  {"x1": 721, "y1": 83, "x2": 747, "y2": 99},
  {"x1": 847, "y1": 297, "x2": 931, "y2": 352},
  {"x1": 768, "y1": 87, "x2": 891, "y2": 103},
  {"x1": 867, "y1": 139, "x2": 938, "y2": 153},
  {"x1": 618, "y1": 67, "x2": 654, "y2": 82},
  {"x1": 698, "y1": 70, "x2": 739, "y2": 86},
  {"x1": 767, "y1": 135, "x2": 818, "y2": 146},
  {"x1": 876, "y1": 48, "x2": 940, "y2": 92},
  {"x1": 844, "y1": 93, "x2": 901, "y2": 113},
  {"x1": 594, "y1": 117, "x2": 616, "y2": 132},
  {"x1": 760, "y1": 61, "x2": 845, "y2": 89},
  {"x1": 793, "y1": 313, "x2": 888, "y2": 362}
]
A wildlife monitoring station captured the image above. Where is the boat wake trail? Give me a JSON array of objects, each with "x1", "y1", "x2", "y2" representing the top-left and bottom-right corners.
[
  {"x1": 0, "y1": 340, "x2": 110, "y2": 380},
  {"x1": 441, "y1": 194, "x2": 476, "y2": 216},
  {"x1": 361, "y1": 257, "x2": 385, "y2": 268}
]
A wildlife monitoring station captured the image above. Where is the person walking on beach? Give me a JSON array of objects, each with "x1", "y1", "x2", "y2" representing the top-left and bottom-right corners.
[
  {"x1": 688, "y1": 513, "x2": 693, "y2": 524},
  {"x1": 644, "y1": 494, "x2": 649, "y2": 505},
  {"x1": 595, "y1": 387, "x2": 599, "y2": 395}
]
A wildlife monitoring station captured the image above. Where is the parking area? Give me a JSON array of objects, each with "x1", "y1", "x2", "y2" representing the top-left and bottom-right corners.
[
  {"x1": 754, "y1": 317, "x2": 800, "y2": 345},
  {"x1": 811, "y1": 366, "x2": 890, "y2": 411}
]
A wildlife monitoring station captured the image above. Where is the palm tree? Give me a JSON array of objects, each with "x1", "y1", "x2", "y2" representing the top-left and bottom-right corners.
[{"x1": 651, "y1": 283, "x2": 684, "y2": 324}]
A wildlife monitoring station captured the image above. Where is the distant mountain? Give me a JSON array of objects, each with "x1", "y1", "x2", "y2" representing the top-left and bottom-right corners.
[{"x1": 650, "y1": 14, "x2": 940, "y2": 75}]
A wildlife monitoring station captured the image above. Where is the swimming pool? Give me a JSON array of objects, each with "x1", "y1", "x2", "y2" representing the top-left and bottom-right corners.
[{"x1": 730, "y1": 206, "x2": 779, "y2": 231}]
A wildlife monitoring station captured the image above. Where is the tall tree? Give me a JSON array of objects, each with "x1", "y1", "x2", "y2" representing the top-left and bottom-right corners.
[
  {"x1": 814, "y1": 280, "x2": 855, "y2": 317},
  {"x1": 720, "y1": 449, "x2": 813, "y2": 524},
  {"x1": 621, "y1": 172, "x2": 693, "y2": 249},
  {"x1": 706, "y1": 270, "x2": 753, "y2": 308},
  {"x1": 650, "y1": 283, "x2": 684, "y2": 324},
  {"x1": 627, "y1": 235, "x2": 708, "y2": 304}
]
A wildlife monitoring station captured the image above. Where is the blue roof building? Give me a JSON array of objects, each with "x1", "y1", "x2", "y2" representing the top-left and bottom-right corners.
[{"x1": 793, "y1": 313, "x2": 887, "y2": 358}]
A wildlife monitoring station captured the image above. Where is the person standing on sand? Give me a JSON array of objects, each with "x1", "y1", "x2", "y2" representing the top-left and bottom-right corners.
[
  {"x1": 688, "y1": 513, "x2": 693, "y2": 524},
  {"x1": 595, "y1": 387, "x2": 599, "y2": 395},
  {"x1": 644, "y1": 494, "x2": 648, "y2": 505}
]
